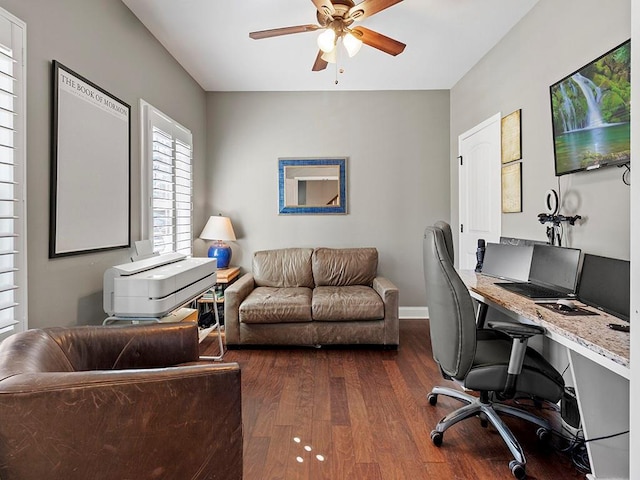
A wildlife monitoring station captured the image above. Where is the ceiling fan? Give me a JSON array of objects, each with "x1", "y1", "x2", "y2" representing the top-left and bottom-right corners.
[{"x1": 249, "y1": 0, "x2": 406, "y2": 72}]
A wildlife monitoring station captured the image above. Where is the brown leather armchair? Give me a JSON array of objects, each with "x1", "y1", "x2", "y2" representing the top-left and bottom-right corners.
[{"x1": 0, "y1": 323, "x2": 242, "y2": 480}]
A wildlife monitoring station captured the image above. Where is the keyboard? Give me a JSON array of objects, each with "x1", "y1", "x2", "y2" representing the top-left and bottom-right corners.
[{"x1": 497, "y1": 282, "x2": 572, "y2": 299}]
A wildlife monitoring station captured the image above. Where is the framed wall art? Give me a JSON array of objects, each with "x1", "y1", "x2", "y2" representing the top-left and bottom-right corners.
[
  {"x1": 501, "y1": 162, "x2": 522, "y2": 213},
  {"x1": 501, "y1": 109, "x2": 522, "y2": 164},
  {"x1": 50, "y1": 61, "x2": 130, "y2": 258}
]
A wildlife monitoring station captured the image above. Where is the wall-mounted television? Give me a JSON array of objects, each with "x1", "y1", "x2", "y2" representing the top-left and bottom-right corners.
[{"x1": 550, "y1": 40, "x2": 631, "y2": 176}]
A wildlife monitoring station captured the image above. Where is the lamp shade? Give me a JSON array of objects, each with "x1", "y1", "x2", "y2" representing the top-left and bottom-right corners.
[
  {"x1": 200, "y1": 216, "x2": 236, "y2": 268},
  {"x1": 200, "y1": 216, "x2": 236, "y2": 242}
]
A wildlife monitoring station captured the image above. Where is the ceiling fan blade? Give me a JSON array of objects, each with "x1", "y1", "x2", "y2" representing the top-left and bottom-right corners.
[
  {"x1": 249, "y1": 24, "x2": 320, "y2": 40},
  {"x1": 312, "y1": 50, "x2": 329, "y2": 71},
  {"x1": 311, "y1": 0, "x2": 335, "y2": 17},
  {"x1": 352, "y1": 26, "x2": 405, "y2": 56},
  {"x1": 348, "y1": 0, "x2": 403, "y2": 21}
]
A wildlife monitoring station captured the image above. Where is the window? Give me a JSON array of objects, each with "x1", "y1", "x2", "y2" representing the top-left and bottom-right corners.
[
  {"x1": 0, "y1": 8, "x2": 26, "y2": 337},
  {"x1": 141, "y1": 101, "x2": 193, "y2": 256}
]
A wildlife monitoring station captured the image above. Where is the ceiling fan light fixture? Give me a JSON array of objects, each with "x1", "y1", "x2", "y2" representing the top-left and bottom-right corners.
[
  {"x1": 320, "y1": 47, "x2": 337, "y2": 64},
  {"x1": 317, "y1": 28, "x2": 336, "y2": 53},
  {"x1": 343, "y1": 32, "x2": 363, "y2": 57}
]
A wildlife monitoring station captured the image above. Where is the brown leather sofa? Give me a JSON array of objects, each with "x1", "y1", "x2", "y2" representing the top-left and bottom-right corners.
[
  {"x1": 0, "y1": 323, "x2": 242, "y2": 480},
  {"x1": 225, "y1": 247, "x2": 399, "y2": 347}
]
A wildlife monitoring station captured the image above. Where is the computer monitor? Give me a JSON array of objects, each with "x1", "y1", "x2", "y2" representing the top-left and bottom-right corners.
[
  {"x1": 481, "y1": 243, "x2": 533, "y2": 282},
  {"x1": 500, "y1": 237, "x2": 547, "y2": 247},
  {"x1": 528, "y1": 244, "x2": 581, "y2": 293},
  {"x1": 578, "y1": 254, "x2": 630, "y2": 322}
]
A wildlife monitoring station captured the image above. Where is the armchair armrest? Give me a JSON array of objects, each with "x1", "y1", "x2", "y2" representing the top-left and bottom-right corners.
[
  {"x1": 486, "y1": 321, "x2": 546, "y2": 398},
  {"x1": 224, "y1": 273, "x2": 255, "y2": 345}
]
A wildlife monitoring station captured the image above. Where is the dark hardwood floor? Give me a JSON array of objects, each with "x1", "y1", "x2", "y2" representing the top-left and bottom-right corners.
[{"x1": 200, "y1": 320, "x2": 585, "y2": 479}]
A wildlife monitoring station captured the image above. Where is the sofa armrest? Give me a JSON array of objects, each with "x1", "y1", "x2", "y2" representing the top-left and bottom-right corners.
[
  {"x1": 224, "y1": 273, "x2": 255, "y2": 345},
  {"x1": 373, "y1": 277, "x2": 399, "y2": 345},
  {"x1": 0, "y1": 363, "x2": 242, "y2": 480}
]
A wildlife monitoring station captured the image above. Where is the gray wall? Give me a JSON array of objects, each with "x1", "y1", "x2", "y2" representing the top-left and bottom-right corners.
[
  {"x1": 450, "y1": 0, "x2": 631, "y2": 261},
  {"x1": 6, "y1": 0, "x2": 626, "y2": 325},
  {"x1": 0, "y1": 0, "x2": 207, "y2": 328},
  {"x1": 204, "y1": 90, "x2": 450, "y2": 307}
]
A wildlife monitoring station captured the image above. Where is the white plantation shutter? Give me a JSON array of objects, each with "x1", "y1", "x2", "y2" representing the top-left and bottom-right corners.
[
  {"x1": 141, "y1": 101, "x2": 193, "y2": 256},
  {"x1": 0, "y1": 9, "x2": 26, "y2": 337}
]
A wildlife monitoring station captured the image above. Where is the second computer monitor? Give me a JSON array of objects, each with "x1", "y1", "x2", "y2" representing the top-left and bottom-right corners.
[
  {"x1": 528, "y1": 244, "x2": 581, "y2": 293},
  {"x1": 578, "y1": 254, "x2": 630, "y2": 321}
]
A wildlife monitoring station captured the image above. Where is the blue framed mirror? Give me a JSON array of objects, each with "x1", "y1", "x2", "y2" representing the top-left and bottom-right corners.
[{"x1": 278, "y1": 158, "x2": 347, "y2": 215}]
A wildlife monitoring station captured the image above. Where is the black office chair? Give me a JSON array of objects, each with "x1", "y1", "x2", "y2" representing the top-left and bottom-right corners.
[{"x1": 422, "y1": 224, "x2": 565, "y2": 479}]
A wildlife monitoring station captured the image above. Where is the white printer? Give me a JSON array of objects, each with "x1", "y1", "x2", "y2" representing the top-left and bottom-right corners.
[{"x1": 103, "y1": 253, "x2": 217, "y2": 319}]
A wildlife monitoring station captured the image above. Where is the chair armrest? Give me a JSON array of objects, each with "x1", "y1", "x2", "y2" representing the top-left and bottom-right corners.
[
  {"x1": 224, "y1": 273, "x2": 255, "y2": 345},
  {"x1": 373, "y1": 276, "x2": 399, "y2": 345},
  {"x1": 0, "y1": 363, "x2": 242, "y2": 479},
  {"x1": 487, "y1": 320, "x2": 545, "y2": 339}
]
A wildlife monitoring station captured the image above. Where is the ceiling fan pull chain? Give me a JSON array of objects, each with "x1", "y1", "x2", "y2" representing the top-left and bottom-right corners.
[{"x1": 335, "y1": 39, "x2": 341, "y2": 84}]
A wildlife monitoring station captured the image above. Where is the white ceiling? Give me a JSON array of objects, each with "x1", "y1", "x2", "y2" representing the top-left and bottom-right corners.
[{"x1": 121, "y1": 0, "x2": 539, "y2": 92}]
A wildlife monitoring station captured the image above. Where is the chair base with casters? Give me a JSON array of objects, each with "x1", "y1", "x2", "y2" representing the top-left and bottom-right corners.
[{"x1": 427, "y1": 387, "x2": 552, "y2": 479}]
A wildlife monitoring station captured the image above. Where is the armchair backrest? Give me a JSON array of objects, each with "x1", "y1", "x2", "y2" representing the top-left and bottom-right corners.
[
  {"x1": 46, "y1": 323, "x2": 200, "y2": 370},
  {"x1": 423, "y1": 224, "x2": 477, "y2": 380},
  {"x1": 0, "y1": 323, "x2": 200, "y2": 379}
]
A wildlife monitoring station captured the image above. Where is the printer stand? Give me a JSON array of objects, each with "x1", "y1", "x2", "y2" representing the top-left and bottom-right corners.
[
  {"x1": 197, "y1": 300, "x2": 225, "y2": 361},
  {"x1": 103, "y1": 307, "x2": 199, "y2": 325},
  {"x1": 103, "y1": 308, "x2": 224, "y2": 361}
]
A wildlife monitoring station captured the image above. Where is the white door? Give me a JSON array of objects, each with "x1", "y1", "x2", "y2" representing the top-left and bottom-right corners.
[{"x1": 458, "y1": 113, "x2": 502, "y2": 270}]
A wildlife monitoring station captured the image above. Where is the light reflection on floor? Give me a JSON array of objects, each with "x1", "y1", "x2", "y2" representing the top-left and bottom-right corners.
[{"x1": 293, "y1": 436, "x2": 326, "y2": 464}]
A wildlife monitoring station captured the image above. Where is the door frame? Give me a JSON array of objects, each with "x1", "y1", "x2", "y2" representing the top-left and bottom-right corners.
[{"x1": 457, "y1": 113, "x2": 502, "y2": 270}]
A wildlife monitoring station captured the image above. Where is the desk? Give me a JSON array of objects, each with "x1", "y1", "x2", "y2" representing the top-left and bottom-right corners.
[{"x1": 459, "y1": 271, "x2": 630, "y2": 480}]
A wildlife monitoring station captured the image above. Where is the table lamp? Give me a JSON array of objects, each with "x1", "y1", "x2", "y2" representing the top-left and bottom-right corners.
[{"x1": 200, "y1": 215, "x2": 236, "y2": 269}]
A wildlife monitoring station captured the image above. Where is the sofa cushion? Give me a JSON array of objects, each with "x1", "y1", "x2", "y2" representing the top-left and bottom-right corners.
[
  {"x1": 239, "y1": 287, "x2": 313, "y2": 324},
  {"x1": 312, "y1": 286, "x2": 384, "y2": 321},
  {"x1": 253, "y1": 248, "x2": 314, "y2": 288},
  {"x1": 312, "y1": 247, "x2": 378, "y2": 287}
]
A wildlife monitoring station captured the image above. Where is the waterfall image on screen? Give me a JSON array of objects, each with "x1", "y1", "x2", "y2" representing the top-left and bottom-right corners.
[{"x1": 549, "y1": 40, "x2": 631, "y2": 176}]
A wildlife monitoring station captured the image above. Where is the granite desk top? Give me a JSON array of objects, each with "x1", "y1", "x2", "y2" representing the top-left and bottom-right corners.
[{"x1": 458, "y1": 270, "x2": 630, "y2": 372}]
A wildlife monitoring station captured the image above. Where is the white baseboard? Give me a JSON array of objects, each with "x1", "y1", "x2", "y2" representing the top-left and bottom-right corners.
[{"x1": 399, "y1": 306, "x2": 429, "y2": 319}]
